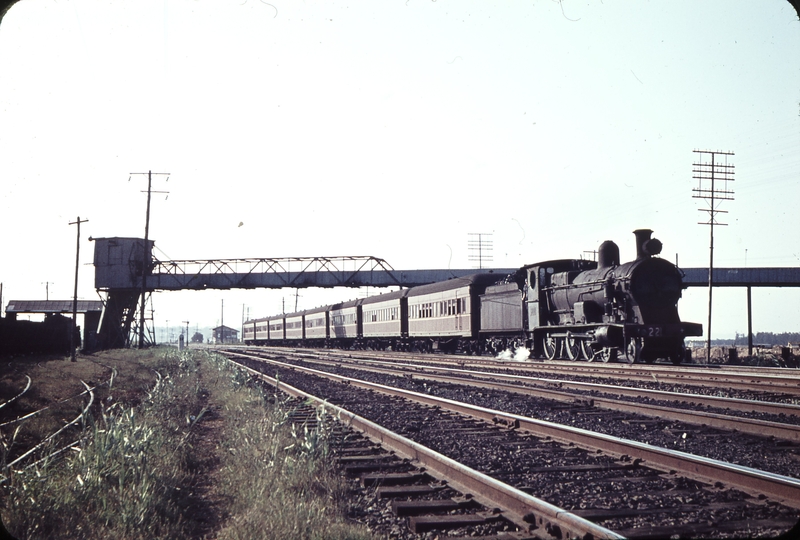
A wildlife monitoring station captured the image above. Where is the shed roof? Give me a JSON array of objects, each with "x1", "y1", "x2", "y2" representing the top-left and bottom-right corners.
[
  {"x1": 6, "y1": 300, "x2": 103, "y2": 314},
  {"x1": 212, "y1": 325, "x2": 239, "y2": 334}
]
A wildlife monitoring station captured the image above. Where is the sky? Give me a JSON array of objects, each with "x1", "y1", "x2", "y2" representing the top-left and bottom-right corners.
[{"x1": 1, "y1": 0, "x2": 798, "y2": 341}]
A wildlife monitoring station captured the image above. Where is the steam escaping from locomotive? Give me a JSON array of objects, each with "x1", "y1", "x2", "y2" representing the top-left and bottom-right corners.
[{"x1": 496, "y1": 347, "x2": 531, "y2": 362}]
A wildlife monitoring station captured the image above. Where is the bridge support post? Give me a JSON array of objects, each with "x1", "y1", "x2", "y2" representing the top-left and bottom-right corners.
[{"x1": 747, "y1": 285, "x2": 753, "y2": 358}]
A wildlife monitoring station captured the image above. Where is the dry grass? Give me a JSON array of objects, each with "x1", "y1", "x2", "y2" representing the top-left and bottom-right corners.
[{"x1": 0, "y1": 348, "x2": 375, "y2": 540}]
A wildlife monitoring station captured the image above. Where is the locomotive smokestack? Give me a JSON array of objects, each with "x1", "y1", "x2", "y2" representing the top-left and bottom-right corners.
[{"x1": 633, "y1": 229, "x2": 663, "y2": 259}]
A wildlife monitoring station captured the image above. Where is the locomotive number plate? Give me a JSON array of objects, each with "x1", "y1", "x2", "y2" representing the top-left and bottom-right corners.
[{"x1": 645, "y1": 326, "x2": 663, "y2": 337}]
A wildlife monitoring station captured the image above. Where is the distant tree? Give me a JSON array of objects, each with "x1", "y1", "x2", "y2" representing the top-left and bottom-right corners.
[{"x1": 191, "y1": 332, "x2": 204, "y2": 344}]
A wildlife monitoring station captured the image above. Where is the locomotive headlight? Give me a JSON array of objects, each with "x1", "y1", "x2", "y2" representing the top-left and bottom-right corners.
[{"x1": 644, "y1": 238, "x2": 663, "y2": 256}]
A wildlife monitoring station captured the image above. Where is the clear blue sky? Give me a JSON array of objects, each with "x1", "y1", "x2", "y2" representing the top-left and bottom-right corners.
[{"x1": 1, "y1": 1, "x2": 798, "y2": 339}]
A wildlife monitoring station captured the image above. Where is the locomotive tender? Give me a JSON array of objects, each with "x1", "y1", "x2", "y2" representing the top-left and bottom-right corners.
[{"x1": 243, "y1": 230, "x2": 702, "y2": 363}]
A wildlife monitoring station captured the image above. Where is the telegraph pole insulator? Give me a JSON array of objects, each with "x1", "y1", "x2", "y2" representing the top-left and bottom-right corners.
[{"x1": 468, "y1": 233, "x2": 494, "y2": 270}]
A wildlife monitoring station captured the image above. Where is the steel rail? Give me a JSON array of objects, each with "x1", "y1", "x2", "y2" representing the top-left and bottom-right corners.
[
  {"x1": 0, "y1": 375, "x2": 31, "y2": 411},
  {"x1": 301, "y1": 351, "x2": 800, "y2": 418},
  {"x1": 276, "y1": 349, "x2": 800, "y2": 396},
  {"x1": 488, "y1": 361, "x2": 800, "y2": 395},
  {"x1": 226, "y1": 356, "x2": 623, "y2": 540},
  {"x1": 266, "y1": 351, "x2": 800, "y2": 442},
  {"x1": 227, "y1": 350, "x2": 800, "y2": 510},
  {"x1": 299, "y1": 347, "x2": 800, "y2": 398},
  {"x1": 4, "y1": 381, "x2": 95, "y2": 471}
]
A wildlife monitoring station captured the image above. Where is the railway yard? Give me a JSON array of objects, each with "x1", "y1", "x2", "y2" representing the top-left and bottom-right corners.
[{"x1": 221, "y1": 346, "x2": 800, "y2": 539}]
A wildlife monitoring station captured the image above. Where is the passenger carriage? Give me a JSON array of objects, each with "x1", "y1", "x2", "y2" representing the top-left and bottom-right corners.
[
  {"x1": 242, "y1": 319, "x2": 256, "y2": 344},
  {"x1": 266, "y1": 314, "x2": 285, "y2": 342},
  {"x1": 284, "y1": 312, "x2": 304, "y2": 343},
  {"x1": 407, "y1": 274, "x2": 504, "y2": 353},
  {"x1": 303, "y1": 305, "x2": 329, "y2": 346},
  {"x1": 329, "y1": 299, "x2": 361, "y2": 349},
  {"x1": 361, "y1": 289, "x2": 409, "y2": 350}
]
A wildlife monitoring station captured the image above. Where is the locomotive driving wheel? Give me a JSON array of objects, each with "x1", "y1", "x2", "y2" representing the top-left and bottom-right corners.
[
  {"x1": 543, "y1": 334, "x2": 559, "y2": 360},
  {"x1": 621, "y1": 337, "x2": 643, "y2": 364},
  {"x1": 597, "y1": 347, "x2": 616, "y2": 363},
  {"x1": 669, "y1": 345, "x2": 685, "y2": 365},
  {"x1": 580, "y1": 339, "x2": 596, "y2": 362},
  {"x1": 565, "y1": 333, "x2": 581, "y2": 361}
]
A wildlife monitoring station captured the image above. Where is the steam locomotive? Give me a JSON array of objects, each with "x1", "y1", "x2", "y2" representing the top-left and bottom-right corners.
[{"x1": 243, "y1": 229, "x2": 702, "y2": 363}]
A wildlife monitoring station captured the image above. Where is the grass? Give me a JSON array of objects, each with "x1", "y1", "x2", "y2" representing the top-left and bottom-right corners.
[{"x1": 1, "y1": 348, "x2": 375, "y2": 540}]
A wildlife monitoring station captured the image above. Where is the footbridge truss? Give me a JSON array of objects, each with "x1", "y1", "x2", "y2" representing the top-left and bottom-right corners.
[
  {"x1": 91, "y1": 237, "x2": 515, "y2": 349},
  {"x1": 147, "y1": 256, "x2": 502, "y2": 290}
]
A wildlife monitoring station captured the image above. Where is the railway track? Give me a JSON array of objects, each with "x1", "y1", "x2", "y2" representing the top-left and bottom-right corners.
[
  {"x1": 226, "y1": 347, "x2": 800, "y2": 430},
  {"x1": 221, "y1": 349, "x2": 800, "y2": 538},
  {"x1": 264, "y1": 353, "x2": 800, "y2": 445},
  {"x1": 268, "y1": 347, "x2": 800, "y2": 399},
  {"x1": 241, "y1": 361, "x2": 614, "y2": 539}
]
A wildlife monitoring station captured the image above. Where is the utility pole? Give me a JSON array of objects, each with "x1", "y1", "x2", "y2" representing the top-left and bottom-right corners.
[
  {"x1": 69, "y1": 216, "x2": 88, "y2": 362},
  {"x1": 42, "y1": 282, "x2": 54, "y2": 301},
  {"x1": 468, "y1": 233, "x2": 493, "y2": 269},
  {"x1": 220, "y1": 299, "x2": 224, "y2": 344},
  {"x1": 183, "y1": 321, "x2": 189, "y2": 348},
  {"x1": 151, "y1": 301, "x2": 156, "y2": 345},
  {"x1": 130, "y1": 171, "x2": 170, "y2": 348},
  {"x1": 692, "y1": 149, "x2": 735, "y2": 363}
]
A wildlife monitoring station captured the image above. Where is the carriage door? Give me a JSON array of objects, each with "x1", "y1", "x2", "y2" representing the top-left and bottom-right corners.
[{"x1": 455, "y1": 294, "x2": 462, "y2": 331}]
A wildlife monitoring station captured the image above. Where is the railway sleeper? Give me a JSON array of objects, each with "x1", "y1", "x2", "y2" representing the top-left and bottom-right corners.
[
  {"x1": 361, "y1": 471, "x2": 433, "y2": 487},
  {"x1": 408, "y1": 512, "x2": 507, "y2": 534},
  {"x1": 614, "y1": 517, "x2": 800, "y2": 540},
  {"x1": 392, "y1": 497, "x2": 481, "y2": 516},
  {"x1": 574, "y1": 500, "x2": 749, "y2": 521},
  {"x1": 336, "y1": 452, "x2": 395, "y2": 463},
  {"x1": 339, "y1": 440, "x2": 527, "y2": 536},
  {"x1": 518, "y1": 462, "x2": 639, "y2": 476},
  {"x1": 334, "y1": 445, "x2": 384, "y2": 456},
  {"x1": 343, "y1": 461, "x2": 411, "y2": 475},
  {"x1": 376, "y1": 484, "x2": 446, "y2": 498}
]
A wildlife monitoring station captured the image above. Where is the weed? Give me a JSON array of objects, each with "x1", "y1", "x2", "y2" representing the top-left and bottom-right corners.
[{"x1": 1, "y1": 348, "x2": 375, "y2": 540}]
